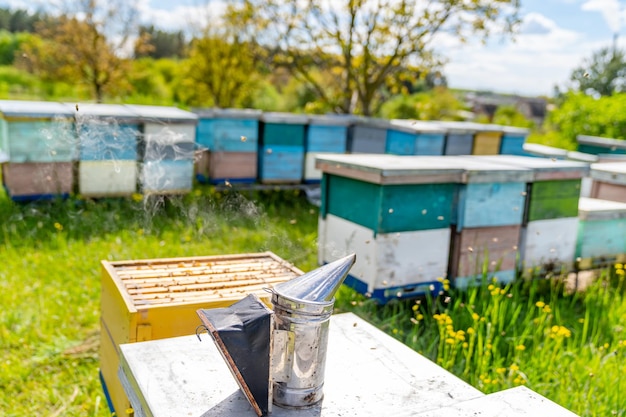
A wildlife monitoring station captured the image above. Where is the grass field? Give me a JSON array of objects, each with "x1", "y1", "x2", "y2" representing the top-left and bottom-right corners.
[{"x1": 0, "y1": 186, "x2": 624, "y2": 416}]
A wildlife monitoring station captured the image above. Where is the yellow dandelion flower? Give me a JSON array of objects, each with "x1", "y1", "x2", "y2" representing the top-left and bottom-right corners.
[
  {"x1": 486, "y1": 343, "x2": 492, "y2": 350},
  {"x1": 500, "y1": 289, "x2": 506, "y2": 295},
  {"x1": 510, "y1": 364, "x2": 520, "y2": 372},
  {"x1": 483, "y1": 378, "x2": 491, "y2": 384},
  {"x1": 615, "y1": 263, "x2": 623, "y2": 269},
  {"x1": 535, "y1": 301, "x2": 545, "y2": 308},
  {"x1": 445, "y1": 338, "x2": 455, "y2": 345},
  {"x1": 467, "y1": 327, "x2": 475, "y2": 335},
  {"x1": 416, "y1": 314, "x2": 424, "y2": 321},
  {"x1": 604, "y1": 343, "x2": 609, "y2": 349},
  {"x1": 488, "y1": 284, "x2": 495, "y2": 291},
  {"x1": 462, "y1": 342, "x2": 469, "y2": 348},
  {"x1": 496, "y1": 367, "x2": 506, "y2": 374},
  {"x1": 131, "y1": 193, "x2": 143, "y2": 202},
  {"x1": 543, "y1": 305, "x2": 552, "y2": 313},
  {"x1": 54, "y1": 222, "x2": 63, "y2": 231},
  {"x1": 472, "y1": 313, "x2": 480, "y2": 321},
  {"x1": 392, "y1": 328, "x2": 399, "y2": 335},
  {"x1": 436, "y1": 277, "x2": 444, "y2": 282},
  {"x1": 412, "y1": 304, "x2": 419, "y2": 311},
  {"x1": 516, "y1": 344, "x2": 526, "y2": 351}
]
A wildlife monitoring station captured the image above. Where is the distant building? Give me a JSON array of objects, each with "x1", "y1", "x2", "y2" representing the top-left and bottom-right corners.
[{"x1": 465, "y1": 92, "x2": 547, "y2": 126}]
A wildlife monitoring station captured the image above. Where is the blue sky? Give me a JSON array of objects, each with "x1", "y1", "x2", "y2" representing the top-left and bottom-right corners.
[{"x1": 0, "y1": 0, "x2": 623, "y2": 97}]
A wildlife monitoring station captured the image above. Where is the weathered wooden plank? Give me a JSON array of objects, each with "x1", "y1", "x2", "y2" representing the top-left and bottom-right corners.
[
  {"x1": 471, "y1": 131, "x2": 502, "y2": 155},
  {"x1": 347, "y1": 119, "x2": 389, "y2": 154},
  {"x1": 590, "y1": 181, "x2": 626, "y2": 203},
  {"x1": 457, "y1": 182, "x2": 526, "y2": 229},
  {"x1": 306, "y1": 122, "x2": 348, "y2": 153}
]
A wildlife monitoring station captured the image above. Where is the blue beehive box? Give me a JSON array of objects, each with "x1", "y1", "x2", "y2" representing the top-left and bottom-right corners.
[
  {"x1": 194, "y1": 108, "x2": 262, "y2": 184},
  {"x1": 73, "y1": 103, "x2": 141, "y2": 198},
  {"x1": 522, "y1": 143, "x2": 569, "y2": 159},
  {"x1": 499, "y1": 126, "x2": 530, "y2": 155},
  {"x1": 259, "y1": 112, "x2": 308, "y2": 183},
  {"x1": 304, "y1": 115, "x2": 353, "y2": 183},
  {"x1": 448, "y1": 156, "x2": 533, "y2": 288},
  {"x1": 316, "y1": 154, "x2": 464, "y2": 302},
  {"x1": 387, "y1": 120, "x2": 446, "y2": 156},
  {"x1": 347, "y1": 117, "x2": 390, "y2": 154}
]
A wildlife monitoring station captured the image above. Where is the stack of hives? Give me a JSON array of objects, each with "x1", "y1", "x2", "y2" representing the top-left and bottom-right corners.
[
  {"x1": 0, "y1": 100, "x2": 76, "y2": 200},
  {"x1": 194, "y1": 108, "x2": 262, "y2": 184},
  {"x1": 99, "y1": 251, "x2": 303, "y2": 417}
]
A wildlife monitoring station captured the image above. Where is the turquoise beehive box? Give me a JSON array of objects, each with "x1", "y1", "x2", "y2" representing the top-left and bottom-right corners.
[
  {"x1": 0, "y1": 100, "x2": 76, "y2": 200},
  {"x1": 499, "y1": 126, "x2": 530, "y2": 156},
  {"x1": 259, "y1": 112, "x2": 308, "y2": 183},
  {"x1": 193, "y1": 108, "x2": 262, "y2": 184},
  {"x1": 316, "y1": 154, "x2": 463, "y2": 303},
  {"x1": 577, "y1": 135, "x2": 626, "y2": 156},
  {"x1": 577, "y1": 197, "x2": 626, "y2": 268},
  {"x1": 387, "y1": 120, "x2": 446, "y2": 156},
  {"x1": 304, "y1": 115, "x2": 353, "y2": 183}
]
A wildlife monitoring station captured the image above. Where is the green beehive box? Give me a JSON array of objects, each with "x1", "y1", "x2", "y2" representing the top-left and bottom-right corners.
[{"x1": 527, "y1": 179, "x2": 582, "y2": 221}]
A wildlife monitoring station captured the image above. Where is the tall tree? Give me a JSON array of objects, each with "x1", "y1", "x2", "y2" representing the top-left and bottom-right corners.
[
  {"x1": 180, "y1": 3, "x2": 265, "y2": 108},
  {"x1": 235, "y1": 0, "x2": 520, "y2": 116},
  {"x1": 135, "y1": 25, "x2": 187, "y2": 59},
  {"x1": 569, "y1": 46, "x2": 626, "y2": 97},
  {"x1": 16, "y1": 0, "x2": 142, "y2": 102}
]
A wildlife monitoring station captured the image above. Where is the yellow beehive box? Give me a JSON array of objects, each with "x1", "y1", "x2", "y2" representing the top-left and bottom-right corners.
[{"x1": 99, "y1": 251, "x2": 303, "y2": 416}]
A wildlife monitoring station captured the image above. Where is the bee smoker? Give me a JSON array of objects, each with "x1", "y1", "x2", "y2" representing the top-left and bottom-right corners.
[{"x1": 196, "y1": 254, "x2": 356, "y2": 416}]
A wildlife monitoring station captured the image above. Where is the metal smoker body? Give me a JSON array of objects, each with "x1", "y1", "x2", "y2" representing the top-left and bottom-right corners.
[{"x1": 196, "y1": 254, "x2": 356, "y2": 416}]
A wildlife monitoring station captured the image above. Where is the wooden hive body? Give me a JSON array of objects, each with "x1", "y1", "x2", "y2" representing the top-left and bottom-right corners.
[
  {"x1": 194, "y1": 108, "x2": 261, "y2": 183},
  {"x1": 99, "y1": 251, "x2": 303, "y2": 417},
  {"x1": 259, "y1": 113, "x2": 308, "y2": 183},
  {"x1": 78, "y1": 160, "x2": 137, "y2": 197},
  {"x1": 347, "y1": 118, "x2": 389, "y2": 154},
  {"x1": 577, "y1": 197, "x2": 626, "y2": 267},
  {"x1": 2, "y1": 162, "x2": 73, "y2": 200},
  {"x1": 317, "y1": 154, "x2": 463, "y2": 302},
  {"x1": 471, "y1": 130, "x2": 502, "y2": 155},
  {"x1": 499, "y1": 128, "x2": 529, "y2": 156},
  {"x1": 304, "y1": 116, "x2": 351, "y2": 182}
]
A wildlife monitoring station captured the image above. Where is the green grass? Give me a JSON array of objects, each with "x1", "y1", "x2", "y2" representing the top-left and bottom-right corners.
[{"x1": 1, "y1": 186, "x2": 625, "y2": 416}]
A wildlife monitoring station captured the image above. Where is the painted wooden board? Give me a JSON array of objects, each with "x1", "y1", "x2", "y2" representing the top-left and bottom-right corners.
[
  {"x1": 451, "y1": 155, "x2": 534, "y2": 184},
  {"x1": 205, "y1": 151, "x2": 258, "y2": 183},
  {"x1": 79, "y1": 160, "x2": 137, "y2": 197},
  {"x1": 526, "y1": 179, "x2": 581, "y2": 222},
  {"x1": 319, "y1": 214, "x2": 450, "y2": 301},
  {"x1": 472, "y1": 131, "x2": 502, "y2": 155},
  {"x1": 596, "y1": 154, "x2": 626, "y2": 163},
  {"x1": 117, "y1": 313, "x2": 484, "y2": 417},
  {"x1": 258, "y1": 145, "x2": 304, "y2": 183},
  {"x1": 125, "y1": 104, "x2": 198, "y2": 125},
  {"x1": 457, "y1": 182, "x2": 526, "y2": 229},
  {"x1": 323, "y1": 174, "x2": 456, "y2": 233},
  {"x1": 143, "y1": 123, "x2": 196, "y2": 143},
  {"x1": 444, "y1": 133, "x2": 474, "y2": 155},
  {"x1": 520, "y1": 217, "x2": 578, "y2": 272},
  {"x1": 78, "y1": 122, "x2": 139, "y2": 161},
  {"x1": 316, "y1": 154, "x2": 464, "y2": 185},
  {"x1": 6, "y1": 120, "x2": 76, "y2": 162},
  {"x1": 580, "y1": 177, "x2": 592, "y2": 198},
  {"x1": 450, "y1": 225, "x2": 521, "y2": 281},
  {"x1": 590, "y1": 181, "x2": 626, "y2": 203},
  {"x1": 140, "y1": 160, "x2": 194, "y2": 194},
  {"x1": 348, "y1": 118, "x2": 390, "y2": 154},
  {"x1": 567, "y1": 151, "x2": 598, "y2": 163},
  {"x1": 260, "y1": 113, "x2": 307, "y2": 147},
  {"x1": 577, "y1": 134, "x2": 626, "y2": 155},
  {"x1": 2, "y1": 162, "x2": 73, "y2": 199}
]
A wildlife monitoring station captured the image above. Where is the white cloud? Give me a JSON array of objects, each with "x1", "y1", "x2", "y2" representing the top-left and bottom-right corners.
[
  {"x1": 581, "y1": 0, "x2": 623, "y2": 33},
  {"x1": 437, "y1": 13, "x2": 597, "y2": 96}
]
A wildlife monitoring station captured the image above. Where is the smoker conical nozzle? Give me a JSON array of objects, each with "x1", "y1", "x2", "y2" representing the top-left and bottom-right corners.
[{"x1": 271, "y1": 253, "x2": 356, "y2": 303}]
